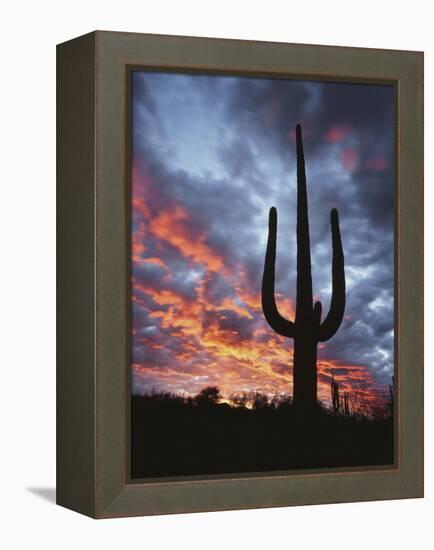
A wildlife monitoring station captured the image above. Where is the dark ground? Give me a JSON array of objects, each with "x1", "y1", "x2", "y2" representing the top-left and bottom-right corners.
[{"x1": 131, "y1": 392, "x2": 394, "y2": 479}]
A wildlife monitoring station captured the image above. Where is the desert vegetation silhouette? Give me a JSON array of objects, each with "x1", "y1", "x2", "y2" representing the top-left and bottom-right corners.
[
  {"x1": 131, "y1": 385, "x2": 393, "y2": 479},
  {"x1": 262, "y1": 124, "x2": 345, "y2": 413}
]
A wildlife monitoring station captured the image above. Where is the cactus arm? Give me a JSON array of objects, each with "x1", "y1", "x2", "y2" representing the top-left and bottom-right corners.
[
  {"x1": 319, "y1": 208, "x2": 346, "y2": 342},
  {"x1": 262, "y1": 207, "x2": 295, "y2": 338}
]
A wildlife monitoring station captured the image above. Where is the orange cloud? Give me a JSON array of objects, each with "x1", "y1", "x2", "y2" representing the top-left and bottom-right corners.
[
  {"x1": 215, "y1": 297, "x2": 253, "y2": 319},
  {"x1": 131, "y1": 174, "x2": 388, "y2": 412},
  {"x1": 131, "y1": 220, "x2": 157, "y2": 266},
  {"x1": 134, "y1": 264, "x2": 389, "y2": 411},
  {"x1": 148, "y1": 205, "x2": 225, "y2": 272},
  {"x1": 134, "y1": 282, "x2": 185, "y2": 307},
  {"x1": 139, "y1": 257, "x2": 167, "y2": 269}
]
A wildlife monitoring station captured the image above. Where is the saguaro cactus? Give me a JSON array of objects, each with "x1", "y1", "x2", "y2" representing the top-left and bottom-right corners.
[
  {"x1": 388, "y1": 375, "x2": 394, "y2": 418},
  {"x1": 331, "y1": 374, "x2": 340, "y2": 414},
  {"x1": 343, "y1": 391, "x2": 350, "y2": 416},
  {"x1": 262, "y1": 124, "x2": 345, "y2": 412}
]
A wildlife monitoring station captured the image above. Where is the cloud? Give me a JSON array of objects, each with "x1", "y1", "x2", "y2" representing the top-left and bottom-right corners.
[
  {"x1": 148, "y1": 204, "x2": 225, "y2": 272},
  {"x1": 325, "y1": 124, "x2": 352, "y2": 143},
  {"x1": 130, "y1": 70, "x2": 395, "y2": 408},
  {"x1": 341, "y1": 147, "x2": 359, "y2": 171}
]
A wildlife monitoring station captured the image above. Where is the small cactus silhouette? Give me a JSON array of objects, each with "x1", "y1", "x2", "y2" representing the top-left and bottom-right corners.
[
  {"x1": 262, "y1": 124, "x2": 345, "y2": 412},
  {"x1": 331, "y1": 373, "x2": 340, "y2": 414},
  {"x1": 343, "y1": 391, "x2": 350, "y2": 416},
  {"x1": 388, "y1": 375, "x2": 394, "y2": 418}
]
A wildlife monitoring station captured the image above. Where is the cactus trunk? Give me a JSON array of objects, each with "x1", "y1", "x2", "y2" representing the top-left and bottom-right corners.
[
  {"x1": 262, "y1": 124, "x2": 345, "y2": 413},
  {"x1": 293, "y1": 124, "x2": 316, "y2": 410},
  {"x1": 293, "y1": 334, "x2": 318, "y2": 410}
]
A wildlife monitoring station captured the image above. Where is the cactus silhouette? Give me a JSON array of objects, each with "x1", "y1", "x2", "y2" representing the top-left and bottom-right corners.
[
  {"x1": 262, "y1": 124, "x2": 345, "y2": 412},
  {"x1": 343, "y1": 391, "x2": 350, "y2": 416},
  {"x1": 331, "y1": 373, "x2": 340, "y2": 414}
]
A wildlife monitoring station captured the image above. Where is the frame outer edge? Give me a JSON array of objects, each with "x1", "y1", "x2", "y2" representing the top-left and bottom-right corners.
[
  {"x1": 89, "y1": 32, "x2": 424, "y2": 517},
  {"x1": 396, "y1": 50, "x2": 424, "y2": 498},
  {"x1": 56, "y1": 31, "x2": 97, "y2": 518}
]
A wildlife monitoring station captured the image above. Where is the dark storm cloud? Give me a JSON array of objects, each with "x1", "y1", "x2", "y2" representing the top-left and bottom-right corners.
[
  {"x1": 202, "y1": 272, "x2": 235, "y2": 304},
  {"x1": 215, "y1": 310, "x2": 255, "y2": 342},
  {"x1": 131, "y1": 69, "x2": 395, "y2": 397},
  {"x1": 134, "y1": 260, "x2": 198, "y2": 302},
  {"x1": 221, "y1": 77, "x2": 395, "y2": 234}
]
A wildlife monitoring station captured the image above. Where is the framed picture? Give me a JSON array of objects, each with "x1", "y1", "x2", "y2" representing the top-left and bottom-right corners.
[{"x1": 57, "y1": 31, "x2": 423, "y2": 518}]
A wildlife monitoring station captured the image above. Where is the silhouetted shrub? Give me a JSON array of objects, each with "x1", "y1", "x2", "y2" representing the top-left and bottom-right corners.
[{"x1": 195, "y1": 386, "x2": 221, "y2": 405}]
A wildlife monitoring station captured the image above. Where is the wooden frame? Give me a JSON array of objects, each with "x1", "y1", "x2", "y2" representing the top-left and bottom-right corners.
[{"x1": 57, "y1": 30, "x2": 423, "y2": 518}]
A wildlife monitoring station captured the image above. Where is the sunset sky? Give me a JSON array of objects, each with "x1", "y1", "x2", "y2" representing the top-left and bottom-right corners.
[{"x1": 131, "y1": 71, "x2": 395, "y2": 411}]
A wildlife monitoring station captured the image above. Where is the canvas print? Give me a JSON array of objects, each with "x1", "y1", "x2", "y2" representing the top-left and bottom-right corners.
[{"x1": 130, "y1": 71, "x2": 395, "y2": 479}]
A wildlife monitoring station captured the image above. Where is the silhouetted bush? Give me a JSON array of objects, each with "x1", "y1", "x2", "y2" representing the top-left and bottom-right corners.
[{"x1": 195, "y1": 386, "x2": 221, "y2": 405}]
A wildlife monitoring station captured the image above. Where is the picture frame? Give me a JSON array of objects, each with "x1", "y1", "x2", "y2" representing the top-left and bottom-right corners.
[{"x1": 57, "y1": 30, "x2": 423, "y2": 518}]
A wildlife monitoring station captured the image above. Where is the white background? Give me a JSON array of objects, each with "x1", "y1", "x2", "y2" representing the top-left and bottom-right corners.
[{"x1": 1, "y1": 1, "x2": 432, "y2": 548}]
